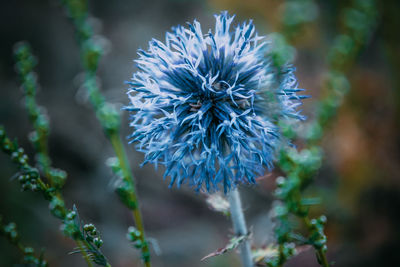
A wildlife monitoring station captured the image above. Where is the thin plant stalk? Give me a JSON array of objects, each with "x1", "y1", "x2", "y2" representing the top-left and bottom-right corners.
[
  {"x1": 77, "y1": 240, "x2": 94, "y2": 267},
  {"x1": 14, "y1": 43, "x2": 109, "y2": 267},
  {"x1": 109, "y1": 133, "x2": 151, "y2": 267},
  {"x1": 303, "y1": 217, "x2": 329, "y2": 267},
  {"x1": 270, "y1": 0, "x2": 377, "y2": 266},
  {"x1": 0, "y1": 217, "x2": 48, "y2": 266},
  {"x1": 59, "y1": 1, "x2": 152, "y2": 264},
  {"x1": 228, "y1": 188, "x2": 253, "y2": 267}
]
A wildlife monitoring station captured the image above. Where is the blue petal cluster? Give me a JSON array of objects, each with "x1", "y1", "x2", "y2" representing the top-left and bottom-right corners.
[{"x1": 126, "y1": 12, "x2": 305, "y2": 192}]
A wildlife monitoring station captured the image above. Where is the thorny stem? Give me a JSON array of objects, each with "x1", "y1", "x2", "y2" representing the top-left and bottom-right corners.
[{"x1": 228, "y1": 188, "x2": 253, "y2": 267}]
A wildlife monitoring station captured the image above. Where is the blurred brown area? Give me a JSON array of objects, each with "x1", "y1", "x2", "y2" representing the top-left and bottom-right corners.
[{"x1": 0, "y1": 0, "x2": 399, "y2": 266}]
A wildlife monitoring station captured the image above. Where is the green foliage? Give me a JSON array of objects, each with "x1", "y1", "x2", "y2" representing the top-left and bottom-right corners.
[
  {"x1": 107, "y1": 157, "x2": 138, "y2": 210},
  {"x1": 66, "y1": 206, "x2": 109, "y2": 266},
  {"x1": 3, "y1": 0, "x2": 152, "y2": 265},
  {"x1": 61, "y1": 0, "x2": 120, "y2": 136},
  {"x1": 0, "y1": 216, "x2": 48, "y2": 267},
  {"x1": 1, "y1": 126, "x2": 111, "y2": 266},
  {"x1": 60, "y1": 0, "x2": 151, "y2": 265},
  {"x1": 0, "y1": 42, "x2": 112, "y2": 266},
  {"x1": 281, "y1": 0, "x2": 319, "y2": 41},
  {"x1": 1, "y1": 127, "x2": 50, "y2": 198},
  {"x1": 14, "y1": 42, "x2": 68, "y2": 190},
  {"x1": 267, "y1": 0, "x2": 379, "y2": 266},
  {"x1": 269, "y1": 33, "x2": 295, "y2": 68},
  {"x1": 127, "y1": 226, "x2": 150, "y2": 262}
]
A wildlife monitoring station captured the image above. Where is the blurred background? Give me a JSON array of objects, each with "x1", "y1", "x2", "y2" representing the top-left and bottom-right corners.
[{"x1": 0, "y1": 0, "x2": 399, "y2": 266}]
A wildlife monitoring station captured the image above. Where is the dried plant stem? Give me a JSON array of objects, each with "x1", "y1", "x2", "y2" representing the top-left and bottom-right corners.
[{"x1": 228, "y1": 188, "x2": 253, "y2": 267}]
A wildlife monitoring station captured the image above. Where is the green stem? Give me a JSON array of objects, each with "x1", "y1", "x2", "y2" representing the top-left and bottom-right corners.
[
  {"x1": 303, "y1": 217, "x2": 329, "y2": 267},
  {"x1": 109, "y1": 133, "x2": 151, "y2": 267},
  {"x1": 77, "y1": 240, "x2": 94, "y2": 267},
  {"x1": 58, "y1": 1, "x2": 152, "y2": 264},
  {"x1": 317, "y1": 250, "x2": 329, "y2": 267},
  {"x1": 1, "y1": 124, "x2": 102, "y2": 267}
]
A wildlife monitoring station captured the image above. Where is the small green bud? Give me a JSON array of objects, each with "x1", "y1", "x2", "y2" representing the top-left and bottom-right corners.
[
  {"x1": 66, "y1": 211, "x2": 76, "y2": 220},
  {"x1": 142, "y1": 251, "x2": 151, "y2": 262},
  {"x1": 61, "y1": 221, "x2": 80, "y2": 239},
  {"x1": 83, "y1": 223, "x2": 95, "y2": 232},
  {"x1": 276, "y1": 176, "x2": 286, "y2": 187},
  {"x1": 134, "y1": 240, "x2": 143, "y2": 249},
  {"x1": 98, "y1": 103, "x2": 120, "y2": 134},
  {"x1": 93, "y1": 237, "x2": 103, "y2": 248},
  {"x1": 22, "y1": 182, "x2": 31, "y2": 191},
  {"x1": 29, "y1": 170, "x2": 39, "y2": 180},
  {"x1": 30, "y1": 183, "x2": 38, "y2": 191},
  {"x1": 274, "y1": 205, "x2": 288, "y2": 217},
  {"x1": 3, "y1": 138, "x2": 12, "y2": 151},
  {"x1": 24, "y1": 247, "x2": 35, "y2": 255},
  {"x1": 313, "y1": 239, "x2": 325, "y2": 249},
  {"x1": 11, "y1": 151, "x2": 19, "y2": 160},
  {"x1": 19, "y1": 155, "x2": 28, "y2": 165},
  {"x1": 116, "y1": 182, "x2": 137, "y2": 210},
  {"x1": 106, "y1": 157, "x2": 121, "y2": 174},
  {"x1": 28, "y1": 131, "x2": 39, "y2": 143},
  {"x1": 18, "y1": 175, "x2": 27, "y2": 182},
  {"x1": 319, "y1": 215, "x2": 327, "y2": 224},
  {"x1": 4, "y1": 222, "x2": 18, "y2": 242},
  {"x1": 49, "y1": 196, "x2": 65, "y2": 219},
  {"x1": 49, "y1": 168, "x2": 67, "y2": 189},
  {"x1": 83, "y1": 42, "x2": 102, "y2": 71},
  {"x1": 274, "y1": 188, "x2": 283, "y2": 196},
  {"x1": 127, "y1": 226, "x2": 142, "y2": 242}
]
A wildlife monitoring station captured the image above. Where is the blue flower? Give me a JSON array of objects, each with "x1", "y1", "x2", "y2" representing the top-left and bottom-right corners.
[{"x1": 126, "y1": 11, "x2": 306, "y2": 192}]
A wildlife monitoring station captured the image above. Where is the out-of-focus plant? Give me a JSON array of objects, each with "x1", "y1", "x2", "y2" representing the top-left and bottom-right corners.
[
  {"x1": 264, "y1": 0, "x2": 379, "y2": 266},
  {"x1": 0, "y1": 127, "x2": 109, "y2": 267},
  {"x1": 60, "y1": 0, "x2": 151, "y2": 265},
  {"x1": 14, "y1": 43, "x2": 67, "y2": 193},
  {"x1": 0, "y1": 43, "x2": 111, "y2": 267},
  {"x1": 0, "y1": 215, "x2": 48, "y2": 267}
]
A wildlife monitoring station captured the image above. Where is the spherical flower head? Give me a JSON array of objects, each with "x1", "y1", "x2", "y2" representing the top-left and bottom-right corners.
[{"x1": 126, "y1": 11, "x2": 306, "y2": 192}]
